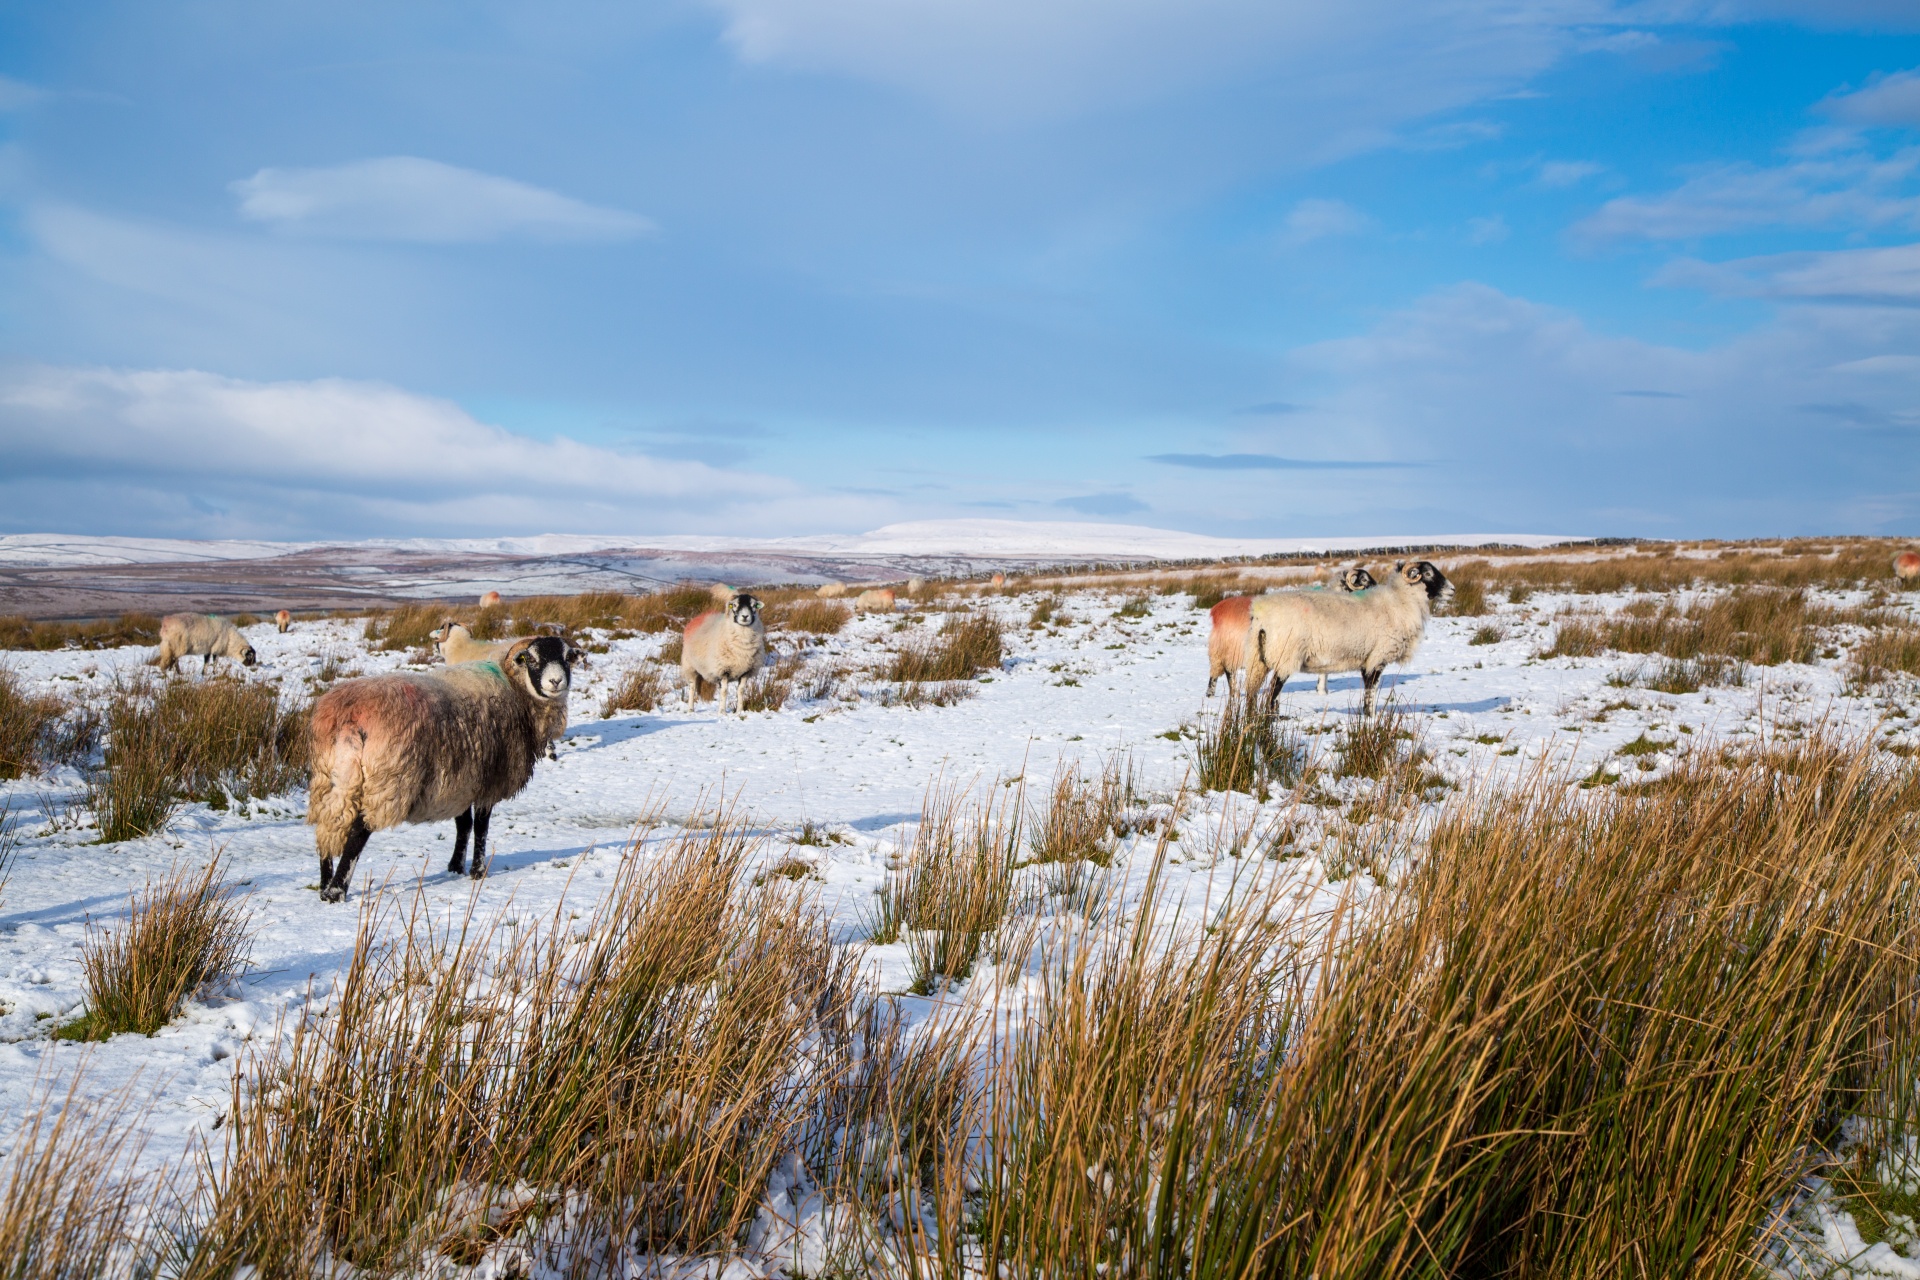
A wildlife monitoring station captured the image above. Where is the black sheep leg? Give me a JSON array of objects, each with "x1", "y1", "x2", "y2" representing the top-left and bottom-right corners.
[
  {"x1": 1361, "y1": 665, "x2": 1384, "y2": 717},
  {"x1": 449, "y1": 808, "x2": 473, "y2": 875},
  {"x1": 323, "y1": 817, "x2": 372, "y2": 903},
  {"x1": 469, "y1": 806, "x2": 492, "y2": 879}
]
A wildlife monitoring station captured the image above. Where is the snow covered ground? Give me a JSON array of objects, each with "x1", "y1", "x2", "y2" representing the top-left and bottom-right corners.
[{"x1": 0, "y1": 575, "x2": 1914, "y2": 1273}]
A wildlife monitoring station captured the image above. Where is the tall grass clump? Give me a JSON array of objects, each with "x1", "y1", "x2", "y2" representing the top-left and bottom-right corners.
[
  {"x1": 765, "y1": 600, "x2": 850, "y2": 635},
  {"x1": 0, "y1": 612, "x2": 161, "y2": 653},
  {"x1": 1028, "y1": 757, "x2": 1133, "y2": 864},
  {"x1": 0, "y1": 1077, "x2": 166, "y2": 1277},
  {"x1": 869, "y1": 781, "x2": 1023, "y2": 992},
  {"x1": 89, "y1": 676, "x2": 308, "y2": 841},
  {"x1": 1854, "y1": 625, "x2": 1920, "y2": 684},
  {"x1": 601, "y1": 663, "x2": 664, "y2": 716},
  {"x1": 1190, "y1": 698, "x2": 1301, "y2": 798},
  {"x1": 0, "y1": 667, "x2": 72, "y2": 780},
  {"x1": 59, "y1": 858, "x2": 251, "y2": 1042},
  {"x1": 192, "y1": 816, "x2": 865, "y2": 1275},
  {"x1": 950, "y1": 735, "x2": 1920, "y2": 1278},
  {"x1": 888, "y1": 611, "x2": 1004, "y2": 683},
  {"x1": 1544, "y1": 586, "x2": 1875, "y2": 667}
]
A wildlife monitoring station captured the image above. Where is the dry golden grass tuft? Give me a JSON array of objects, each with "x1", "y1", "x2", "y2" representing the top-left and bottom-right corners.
[
  {"x1": 59, "y1": 857, "x2": 251, "y2": 1042},
  {"x1": 1189, "y1": 697, "x2": 1302, "y2": 799},
  {"x1": 1544, "y1": 585, "x2": 1906, "y2": 669},
  {"x1": 764, "y1": 599, "x2": 850, "y2": 635},
  {"x1": 868, "y1": 780, "x2": 1024, "y2": 992},
  {"x1": 1028, "y1": 756, "x2": 1135, "y2": 864},
  {"x1": 0, "y1": 612, "x2": 162, "y2": 653},
  {"x1": 0, "y1": 666, "x2": 89, "y2": 781},
  {"x1": 887, "y1": 611, "x2": 1005, "y2": 684},
  {"x1": 601, "y1": 663, "x2": 666, "y2": 716},
  {"x1": 0, "y1": 1077, "x2": 166, "y2": 1277}
]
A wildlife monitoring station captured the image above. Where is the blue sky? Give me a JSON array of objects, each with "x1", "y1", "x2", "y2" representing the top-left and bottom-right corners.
[{"x1": 1, "y1": 1, "x2": 1918, "y2": 540}]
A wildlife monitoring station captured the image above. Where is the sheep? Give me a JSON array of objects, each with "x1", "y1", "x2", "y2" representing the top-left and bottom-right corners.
[
  {"x1": 907, "y1": 577, "x2": 926, "y2": 596},
  {"x1": 710, "y1": 582, "x2": 735, "y2": 605},
  {"x1": 156, "y1": 614, "x2": 257, "y2": 674},
  {"x1": 817, "y1": 582, "x2": 847, "y2": 599},
  {"x1": 1897, "y1": 550, "x2": 1920, "y2": 586},
  {"x1": 1243, "y1": 560, "x2": 1452, "y2": 717},
  {"x1": 681, "y1": 592, "x2": 766, "y2": 715},
  {"x1": 430, "y1": 620, "x2": 514, "y2": 665},
  {"x1": 990, "y1": 573, "x2": 1006, "y2": 587},
  {"x1": 1205, "y1": 567, "x2": 1376, "y2": 699},
  {"x1": 855, "y1": 588, "x2": 896, "y2": 614},
  {"x1": 306, "y1": 635, "x2": 579, "y2": 902},
  {"x1": 480, "y1": 591, "x2": 502, "y2": 607},
  {"x1": 275, "y1": 609, "x2": 292, "y2": 634}
]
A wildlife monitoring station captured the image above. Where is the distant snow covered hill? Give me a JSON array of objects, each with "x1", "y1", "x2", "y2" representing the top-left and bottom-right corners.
[{"x1": 0, "y1": 520, "x2": 1586, "y2": 569}]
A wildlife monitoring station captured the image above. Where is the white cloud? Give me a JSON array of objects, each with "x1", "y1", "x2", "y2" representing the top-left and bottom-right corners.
[
  {"x1": 1537, "y1": 159, "x2": 1602, "y2": 187},
  {"x1": 1653, "y1": 241, "x2": 1920, "y2": 305},
  {"x1": 1280, "y1": 282, "x2": 1920, "y2": 531},
  {"x1": 1821, "y1": 68, "x2": 1920, "y2": 129},
  {"x1": 1467, "y1": 214, "x2": 1511, "y2": 244},
  {"x1": 703, "y1": 0, "x2": 1602, "y2": 127},
  {"x1": 0, "y1": 365, "x2": 848, "y2": 538},
  {"x1": 229, "y1": 157, "x2": 654, "y2": 243},
  {"x1": 1278, "y1": 198, "x2": 1372, "y2": 246},
  {"x1": 0, "y1": 75, "x2": 43, "y2": 112},
  {"x1": 1573, "y1": 142, "x2": 1920, "y2": 241}
]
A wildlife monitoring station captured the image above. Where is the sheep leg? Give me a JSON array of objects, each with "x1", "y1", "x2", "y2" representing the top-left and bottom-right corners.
[
  {"x1": 469, "y1": 806, "x2": 492, "y2": 879},
  {"x1": 322, "y1": 818, "x2": 372, "y2": 903},
  {"x1": 449, "y1": 808, "x2": 473, "y2": 875},
  {"x1": 1361, "y1": 666, "x2": 1385, "y2": 717}
]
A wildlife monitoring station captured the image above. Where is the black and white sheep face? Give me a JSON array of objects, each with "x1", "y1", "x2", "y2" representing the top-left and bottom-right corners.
[
  {"x1": 1339, "y1": 567, "x2": 1376, "y2": 592},
  {"x1": 1396, "y1": 560, "x2": 1453, "y2": 603},
  {"x1": 513, "y1": 636, "x2": 576, "y2": 700},
  {"x1": 729, "y1": 593, "x2": 763, "y2": 628},
  {"x1": 242, "y1": 646, "x2": 258, "y2": 666}
]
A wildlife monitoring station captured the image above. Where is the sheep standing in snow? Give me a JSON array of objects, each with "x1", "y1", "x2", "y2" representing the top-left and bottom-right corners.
[
  {"x1": 156, "y1": 614, "x2": 258, "y2": 675},
  {"x1": 306, "y1": 636, "x2": 579, "y2": 901},
  {"x1": 681, "y1": 592, "x2": 766, "y2": 715},
  {"x1": 1243, "y1": 560, "x2": 1451, "y2": 717},
  {"x1": 430, "y1": 620, "x2": 513, "y2": 665},
  {"x1": 480, "y1": 591, "x2": 502, "y2": 607},
  {"x1": 907, "y1": 577, "x2": 926, "y2": 596},
  {"x1": 817, "y1": 582, "x2": 847, "y2": 599},
  {"x1": 855, "y1": 588, "x2": 896, "y2": 614},
  {"x1": 1897, "y1": 550, "x2": 1920, "y2": 586},
  {"x1": 275, "y1": 610, "x2": 292, "y2": 634},
  {"x1": 1206, "y1": 567, "x2": 1375, "y2": 699}
]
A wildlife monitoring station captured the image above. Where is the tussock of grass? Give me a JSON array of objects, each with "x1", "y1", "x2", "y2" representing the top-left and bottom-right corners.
[
  {"x1": 1545, "y1": 586, "x2": 1885, "y2": 668},
  {"x1": 1191, "y1": 698, "x2": 1301, "y2": 798},
  {"x1": 880, "y1": 680, "x2": 975, "y2": 708},
  {"x1": 765, "y1": 600, "x2": 849, "y2": 635},
  {"x1": 1854, "y1": 625, "x2": 1920, "y2": 684},
  {"x1": 601, "y1": 664, "x2": 664, "y2": 717},
  {"x1": 869, "y1": 781, "x2": 1022, "y2": 991},
  {"x1": 89, "y1": 676, "x2": 308, "y2": 841},
  {"x1": 1446, "y1": 573, "x2": 1488, "y2": 616},
  {"x1": 59, "y1": 857, "x2": 250, "y2": 1042},
  {"x1": 1467, "y1": 624, "x2": 1504, "y2": 646},
  {"x1": 0, "y1": 1077, "x2": 163, "y2": 1276},
  {"x1": 887, "y1": 612, "x2": 1004, "y2": 683},
  {"x1": 0, "y1": 667, "x2": 86, "y2": 780},
  {"x1": 1029, "y1": 756, "x2": 1133, "y2": 864},
  {"x1": 1027, "y1": 597, "x2": 1060, "y2": 627},
  {"x1": 737, "y1": 666, "x2": 792, "y2": 713},
  {"x1": 193, "y1": 816, "x2": 864, "y2": 1274},
  {"x1": 0, "y1": 612, "x2": 162, "y2": 653},
  {"x1": 1114, "y1": 596, "x2": 1151, "y2": 619}
]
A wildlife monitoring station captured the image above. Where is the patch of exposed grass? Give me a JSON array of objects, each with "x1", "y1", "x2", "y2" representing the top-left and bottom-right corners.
[
  {"x1": 1544, "y1": 586, "x2": 1879, "y2": 668},
  {"x1": 880, "y1": 680, "x2": 976, "y2": 708},
  {"x1": 1114, "y1": 596, "x2": 1151, "y2": 619},
  {"x1": 1447, "y1": 574, "x2": 1488, "y2": 616},
  {"x1": 869, "y1": 782, "x2": 1023, "y2": 992},
  {"x1": 1191, "y1": 698, "x2": 1302, "y2": 799},
  {"x1": 0, "y1": 1077, "x2": 166, "y2": 1276},
  {"x1": 1467, "y1": 624, "x2": 1504, "y2": 646},
  {"x1": 0, "y1": 667, "x2": 76, "y2": 780},
  {"x1": 766, "y1": 600, "x2": 849, "y2": 635},
  {"x1": 1029, "y1": 756, "x2": 1134, "y2": 865},
  {"x1": 601, "y1": 664, "x2": 664, "y2": 717},
  {"x1": 58, "y1": 857, "x2": 250, "y2": 1041},
  {"x1": 888, "y1": 612, "x2": 1005, "y2": 683},
  {"x1": 1854, "y1": 625, "x2": 1920, "y2": 684},
  {"x1": 0, "y1": 612, "x2": 162, "y2": 653}
]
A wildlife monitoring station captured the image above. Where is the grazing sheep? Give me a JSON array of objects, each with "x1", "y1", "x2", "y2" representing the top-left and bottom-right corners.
[
  {"x1": 907, "y1": 577, "x2": 926, "y2": 596},
  {"x1": 1243, "y1": 560, "x2": 1452, "y2": 717},
  {"x1": 480, "y1": 590, "x2": 502, "y2": 607},
  {"x1": 710, "y1": 582, "x2": 735, "y2": 605},
  {"x1": 990, "y1": 573, "x2": 1006, "y2": 587},
  {"x1": 817, "y1": 582, "x2": 846, "y2": 599},
  {"x1": 682, "y1": 593, "x2": 766, "y2": 715},
  {"x1": 1897, "y1": 550, "x2": 1920, "y2": 585},
  {"x1": 156, "y1": 614, "x2": 257, "y2": 674},
  {"x1": 275, "y1": 609, "x2": 292, "y2": 634},
  {"x1": 855, "y1": 588, "x2": 896, "y2": 614},
  {"x1": 1206, "y1": 567, "x2": 1376, "y2": 699},
  {"x1": 306, "y1": 636, "x2": 579, "y2": 902}
]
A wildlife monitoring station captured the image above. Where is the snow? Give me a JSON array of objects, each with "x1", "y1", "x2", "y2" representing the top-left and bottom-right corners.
[
  {"x1": 0, "y1": 520, "x2": 1588, "y2": 568},
  {"x1": 0, "y1": 575, "x2": 1914, "y2": 1274}
]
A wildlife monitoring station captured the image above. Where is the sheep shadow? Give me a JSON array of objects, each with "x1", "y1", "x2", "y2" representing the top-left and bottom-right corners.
[{"x1": 555, "y1": 714, "x2": 683, "y2": 751}]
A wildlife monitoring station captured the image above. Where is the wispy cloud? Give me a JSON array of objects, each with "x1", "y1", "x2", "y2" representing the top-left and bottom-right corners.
[
  {"x1": 0, "y1": 74, "x2": 43, "y2": 111},
  {"x1": 230, "y1": 157, "x2": 654, "y2": 243},
  {"x1": 1537, "y1": 159, "x2": 1601, "y2": 187},
  {"x1": 1278, "y1": 198, "x2": 1373, "y2": 247},
  {"x1": 1821, "y1": 67, "x2": 1920, "y2": 128},
  {"x1": 1149, "y1": 453, "x2": 1418, "y2": 470},
  {"x1": 1573, "y1": 141, "x2": 1920, "y2": 242},
  {"x1": 1055, "y1": 492, "x2": 1147, "y2": 516},
  {"x1": 1654, "y1": 240, "x2": 1920, "y2": 305},
  {"x1": 1467, "y1": 214, "x2": 1510, "y2": 244}
]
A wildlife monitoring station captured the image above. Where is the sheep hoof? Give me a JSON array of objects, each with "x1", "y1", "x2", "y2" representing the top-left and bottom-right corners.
[{"x1": 319, "y1": 885, "x2": 346, "y2": 904}]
